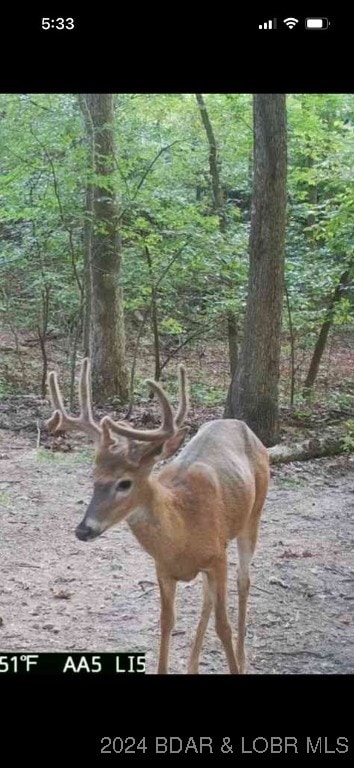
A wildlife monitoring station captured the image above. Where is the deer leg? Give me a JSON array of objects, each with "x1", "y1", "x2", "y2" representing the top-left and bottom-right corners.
[
  {"x1": 187, "y1": 573, "x2": 213, "y2": 674},
  {"x1": 156, "y1": 573, "x2": 177, "y2": 674},
  {"x1": 236, "y1": 526, "x2": 259, "y2": 674},
  {"x1": 210, "y1": 560, "x2": 239, "y2": 674}
]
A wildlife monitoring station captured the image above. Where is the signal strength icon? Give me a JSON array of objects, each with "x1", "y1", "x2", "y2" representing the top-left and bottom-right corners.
[
  {"x1": 258, "y1": 18, "x2": 277, "y2": 29},
  {"x1": 283, "y1": 17, "x2": 299, "y2": 29}
]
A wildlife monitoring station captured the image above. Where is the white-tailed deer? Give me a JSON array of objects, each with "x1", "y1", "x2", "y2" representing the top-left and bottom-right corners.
[{"x1": 46, "y1": 359, "x2": 269, "y2": 674}]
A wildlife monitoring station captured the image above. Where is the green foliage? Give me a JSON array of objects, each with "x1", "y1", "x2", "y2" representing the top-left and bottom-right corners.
[
  {"x1": 0, "y1": 94, "x2": 84, "y2": 354},
  {"x1": 117, "y1": 94, "x2": 251, "y2": 343},
  {"x1": 36, "y1": 447, "x2": 93, "y2": 464},
  {"x1": 0, "y1": 92, "x2": 353, "y2": 410},
  {"x1": 327, "y1": 387, "x2": 354, "y2": 410},
  {"x1": 0, "y1": 491, "x2": 11, "y2": 506},
  {"x1": 276, "y1": 476, "x2": 305, "y2": 488},
  {"x1": 341, "y1": 420, "x2": 354, "y2": 452},
  {"x1": 285, "y1": 94, "x2": 354, "y2": 341},
  {"x1": 190, "y1": 380, "x2": 225, "y2": 406}
]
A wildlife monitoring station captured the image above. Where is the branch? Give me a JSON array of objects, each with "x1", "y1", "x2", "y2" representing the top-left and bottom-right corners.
[
  {"x1": 29, "y1": 126, "x2": 83, "y2": 297},
  {"x1": 132, "y1": 141, "x2": 180, "y2": 200},
  {"x1": 118, "y1": 141, "x2": 180, "y2": 222},
  {"x1": 28, "y1": 99, "x2": 54, "y2": 112},
  {"x1": 160, "y1": 317, "x2": 225, "y2": 372},
  {"x1": 125, "y1": 240, "x2": 190, "y2": 417},
  {"x1": 154, "y1": 239, "x2": 191, "y2": 294}
]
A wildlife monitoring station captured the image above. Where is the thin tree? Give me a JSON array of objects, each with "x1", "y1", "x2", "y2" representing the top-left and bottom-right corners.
[
  {"x1": 195, "y1": 93, "x2": 238, "y2": 376},
  {"x1": 224, "y1": 94, "x2": 287, "y2": 446},
  {"x1": 81, "y1": 94, "x2": 128, "y2": 403},
  {"x1": 78, "y1": 95, "x2": 94, "y2": 357},
  {"x1": 302, "y1": 268, "x2": 351, "y2": 398}
]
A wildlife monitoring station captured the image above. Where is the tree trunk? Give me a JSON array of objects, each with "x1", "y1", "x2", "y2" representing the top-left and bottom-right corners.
[
  {"x1": 145, "y1": 246, "x2": 161, "y2": 382},
  {"x1": 284, "y1": 282, "x2": 296, "y2": 404},
  {"x1": 227, "y1": 310, "x2": 238, "y2": 377},
  {"x1": 195, "y1": 93, "x2": 238, "y2": 373},
  {"x1": 195, "y1": 93, "x2": 227, "y2": 232},
  {"x1": 303, "y1": 269, "x2": 351, "y2": 397},
  {"x1": 37, "y1": 286, "x2": 50, "y2": 398},
  {"x1": 78, "y1": 95, "x2": 94, "y2": 356},
  {"x1": 82, "y1": 94, "x2": 128, "y2": 403},
  {"x1": 224, "y1": 95, "x2": 287, "y2": 447},
  {"x1": 83, "y1": 184, "x2": 94, "y2": 357}
]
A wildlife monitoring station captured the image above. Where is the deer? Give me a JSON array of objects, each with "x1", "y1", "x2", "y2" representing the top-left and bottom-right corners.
[{"x1": 46, "y1": 358, "x2": 270, "y2": 674}]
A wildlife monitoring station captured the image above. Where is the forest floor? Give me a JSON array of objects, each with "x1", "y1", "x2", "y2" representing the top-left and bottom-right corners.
[{"x1": 0, "y1": 331, "x2": 353, "y2": 673}]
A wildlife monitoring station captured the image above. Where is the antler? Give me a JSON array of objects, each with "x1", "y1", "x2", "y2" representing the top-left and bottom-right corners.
[
  {"x1": 46, "y1": 358, "x2": 102, "y2": 442},
  {"x1": 102, "y1": 364, "x2": 189, "y2": 443}
]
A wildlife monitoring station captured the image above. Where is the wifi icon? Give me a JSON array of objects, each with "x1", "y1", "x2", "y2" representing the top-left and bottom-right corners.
[{"x1": 283, "y1": 17, "x2": 299, "y2": 28}]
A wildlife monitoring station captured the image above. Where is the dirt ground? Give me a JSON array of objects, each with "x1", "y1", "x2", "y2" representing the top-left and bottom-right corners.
[{"x1": 1, "y1": 426, "x2": 353, "y2": 675}]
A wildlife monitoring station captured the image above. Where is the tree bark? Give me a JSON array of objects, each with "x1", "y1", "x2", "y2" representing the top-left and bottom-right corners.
[
  {"x1": 82, "y1": 94, "x2": 128, "y2": 403},
  {"x1": 224, "y1": 95, "x2": 287, "y2": 446},
  {"x1": 303, "y1": 269, "x2": 351, "y2": 397},
  {"x1": 227, "y1": 310, "x2": 238, "y2": 377}
]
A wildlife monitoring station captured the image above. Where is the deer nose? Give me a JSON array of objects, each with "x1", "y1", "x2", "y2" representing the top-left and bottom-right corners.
[{"x1": 75, "y1": 521, "x2": 99, "y2": 541}]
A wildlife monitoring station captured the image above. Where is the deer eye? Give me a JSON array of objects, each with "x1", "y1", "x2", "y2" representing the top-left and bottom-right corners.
[{"x1": 116, "y1": 479, "x2": 132, "y2": 492}]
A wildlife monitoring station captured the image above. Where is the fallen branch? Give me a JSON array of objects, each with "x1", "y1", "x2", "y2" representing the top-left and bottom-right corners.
[
  {"x1": 260, "y1": 650, "x2": 328, "y2": 658},
  {"x1": 268, "y1": 436, "x2": 345, "y2": 464},
  {"x1": 14, "y1": 563, "x2": 41, "y2": 569},
  {"x1": 136, "y1": 586, "x2": 156, "y2": 598},
  {"x1": 252, "y1": 584, "x2": 273, "y2": 596}
]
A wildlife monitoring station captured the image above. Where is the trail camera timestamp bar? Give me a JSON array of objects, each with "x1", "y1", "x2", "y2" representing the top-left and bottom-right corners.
[{"x1": 0, "y1": 653, "x2": 146, "y2": 674}]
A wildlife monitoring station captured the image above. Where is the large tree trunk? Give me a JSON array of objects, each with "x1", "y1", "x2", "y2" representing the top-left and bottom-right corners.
[
  {"x1": 224, "y1": 95, "x2": 287, "y2": 446},
  {"x1": 303, "y1": 269, "x2": 351, "y2": 397},
  {"x1": 82, "y1": 94, "x2": 128, "y2": 403}
]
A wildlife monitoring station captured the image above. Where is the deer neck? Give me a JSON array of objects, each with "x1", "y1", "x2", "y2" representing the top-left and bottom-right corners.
[{"x1": 126, "y1": 473, "x2": 185, "y2": 560}]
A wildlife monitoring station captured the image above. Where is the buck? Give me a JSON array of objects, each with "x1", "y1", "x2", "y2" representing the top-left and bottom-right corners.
[{"x1": 46, "y1": 359, "x2": 270, "y2": 674}]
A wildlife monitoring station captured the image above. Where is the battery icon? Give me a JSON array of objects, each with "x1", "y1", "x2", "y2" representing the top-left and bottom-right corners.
[{"x1": 305, "y1": 18, "x2": 329, "y2": 29}]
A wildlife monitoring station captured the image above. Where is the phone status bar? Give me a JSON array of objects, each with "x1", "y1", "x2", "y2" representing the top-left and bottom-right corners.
[{"x1": 258, "y1": 17, "x2": 330, "y2": 31}]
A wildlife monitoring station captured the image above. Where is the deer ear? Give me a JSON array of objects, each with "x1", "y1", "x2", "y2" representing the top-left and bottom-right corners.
[
  {"x1": 101, "y1": 419, "x2": 117, "y2": 448},
  {"x1": 128, "y1": 427, "x2": 189, "y2": 467},
  {"x1": 128, "y1": 439, "x2": 164, "y2": 466},
  {"x1": 161, "y1": 427, "x2": 189, "y2": 460}
]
